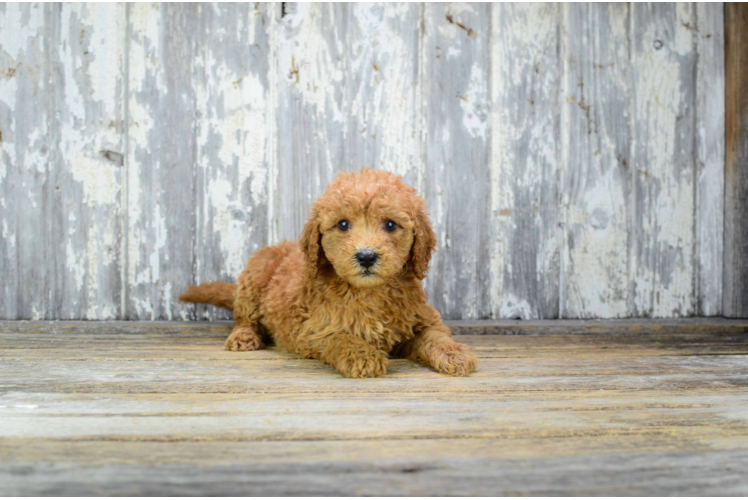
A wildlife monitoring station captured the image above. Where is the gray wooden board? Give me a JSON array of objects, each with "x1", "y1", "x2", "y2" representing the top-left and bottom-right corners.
[
  {"x1": 630, "y1": 3, "x2": 697, "y2": 317},
  {"x1": 560, "y1": 3, "x2": 631, "y2": 318},
  {"x1": 725, "y1": 4, "x2": 748, "y2": 318},
  {"x1": 490, "y1": 3, "x2": 561, "y2": 320},
  {"x1": 193, "y1": 3, "x2": 273, "y2": 321},
  {"x1": 0, "y1": 3, "x2": 730, "y2": 320},
  {"x1": 1, "y1": 321, "x2": 748, "y2": 495},
  {"x1": 51, "y1": 4, "x2": 125, "y2": 320},
  {"x1": 423, "y1": 3, "x2": 491, "y2": 320},
  {"x1": 2, "y1": 450, "x2": 748, "y2": 496},
  {"x1": 125, "y1": 4, "x2": 199, "y2": 321},
  {"x1": 0, "y1": 4, "x2": 52, "y2": 320},
  {"x1": 695, "y1": 3, "x2": 725, "y2": 316},
  {"x1": 275, "y1": 3, "x2": 346, "y2": 243}
]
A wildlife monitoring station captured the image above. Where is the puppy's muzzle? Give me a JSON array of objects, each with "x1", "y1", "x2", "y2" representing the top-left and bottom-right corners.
[{"x1": 355, "y1": 249, "x2": 379, "y2": 269}]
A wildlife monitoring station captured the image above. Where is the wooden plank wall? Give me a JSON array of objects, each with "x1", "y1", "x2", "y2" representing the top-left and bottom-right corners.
[
  {"x1": 0, "y1": 3, "x2": 730, "y2": 320},
  {"x1": 725, "y1": 3, "x2": 748, "y2": 318}
]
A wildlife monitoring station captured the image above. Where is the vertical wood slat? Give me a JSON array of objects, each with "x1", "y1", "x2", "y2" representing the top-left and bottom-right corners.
[
  {"x1": 423, "y1": 3, "x2": 491, "y2": 319},
  {"x1": 490, "y1": 3, "x2": 561, "y2": 319},
  {"x1": 725, "y1": 3, "x2": 748, "y2": 318},
  {"x1": 52, "y1": 4, "x2": 125, "y2": 319},
  {"x1": 560, "y1": 3, "x2": 632, "y2": 318},
  {"x1": 0, "y1": 2, "x2": 732, "y2": 320},
  {"x1": 275, "y1": 3, "x2": 348, "y2": 243},
  {"x1": 630, "y1": 3, "x2": 697, "y2": 317},
  {"x1": 695, "y1": 3, "x2": 725, "y2": 316},
  {"x1": 345, "y1": 4, "x2": 422, "y2": 191},
  {"x1": 193, "y1": 3, "x2": 273, "y2": 321},
  {"x1": 275, "y1": 3, "x2": 422, "y2": 243},
  {"x1": 0, "y1": 4, "x2": 48, "y2": 319},
  {"x1": 126, "y1": 4, "x2": 198, "y2": 320}
]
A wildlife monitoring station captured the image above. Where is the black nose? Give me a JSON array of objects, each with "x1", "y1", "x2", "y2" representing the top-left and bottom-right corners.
[{"x1": 355, "y1": 249, "x2": 379, "y2": 269}]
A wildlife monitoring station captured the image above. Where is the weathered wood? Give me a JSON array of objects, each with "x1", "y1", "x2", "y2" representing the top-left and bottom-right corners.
[
  {"x1": 125, "y1": 4, "x2": 198, "y2": 320},
  {"x1": 490, "y1": 3, "x2": 561, "y2": 319},
  {"x1": 725, "y1": 3, "x2": 748, "y2": 318},
  {"x1": 422, "y1": 3, "x2": 491, "y2": 319},
  {"x1": 0, "y1": 4, "x2": 51, "y2": 320},
  {"x1": 696, "y1": 3, "x2": 725, "y2": 316},
  {"x1": 275, "y1": 3, "x2": 347, "y2": 242},
  {"x1": 344, "y1": 4, "x2": 422, "y2": 190},
  {"x1": 1, "y1": 321, "x2": 748, "y2": 495},
  {"x1": 50, "y1": 4, "x2": 125, "y2": 320},
  {"x1": 0, "y1": 3, "x2": 730, "y2": 321},
  {"x1": 274, "y1": 3, "x2": 422, "y2": 244},
  {"x1": 2, "y1": 318, "x2": 748, "y2": 337},
  {"x1": 560, "y1": 3, "x2": 632, "y2": 318},
  {"x1": 630, "y1": 4, "x2": 697, "y2": 317},
  {"x1": 2, "y1": 448, "x2": 748, "y2": 496},
  {"x1": 193, "y1": 3, "x2": 273, "y2": 321}
]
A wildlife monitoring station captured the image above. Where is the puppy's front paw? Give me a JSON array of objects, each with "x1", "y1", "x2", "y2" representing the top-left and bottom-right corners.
[
  {"x1": 427, "y1": 341, "x2": 477, "y2": 376},
  {"x1": 336, "y1": 349, "x2": 389, "y2": 378},
  {"x1": 225, "y1": 326, "x2": 264, "y2": 352}
]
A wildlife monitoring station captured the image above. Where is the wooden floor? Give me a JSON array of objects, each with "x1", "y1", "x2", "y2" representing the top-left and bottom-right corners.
[{"x1": 2, "y1": 320, "x2": 748, "y2": 496}]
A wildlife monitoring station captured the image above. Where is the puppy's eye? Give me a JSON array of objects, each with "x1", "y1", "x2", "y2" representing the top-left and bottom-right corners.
[
  {"x1": 384, "y1": 220, "x2": 397, "y2": 232},
  {"x1": 337, "y1": 220, "x2": 350, "y2": 231}
]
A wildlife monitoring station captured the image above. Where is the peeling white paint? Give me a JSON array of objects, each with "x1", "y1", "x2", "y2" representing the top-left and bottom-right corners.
[
  {"x1": 459, "y1": 63, "x2": 488, "y2": 140},
  {"x1": 282, "y1": 3, "x2": 345, "y2": 128},
  {"x1": 631, "y1": 3, "x2": 696, "y2": 317},
  {"x1": 207, "y1": 177, "x2": 250, "y2": 278},
  {"x1": 695, "y1": 3, "x2": 725, "y2": 316},
  {"x1": 127, "y1": 1, "x2": 164, "y2": 316},
  {"x1": 490, "y1": 4, "x2": 560, "y2": 319},
  {"x1": 0, "y1": 3, "x2": 727, "y2": 320},
  {"x1": 0, "y1": 4, "x2": 42, "y2": 61},
  {"x1": 560, "y1": 3, "x2": 631, "y2": 319},
  {"x1": 68, "y1": 155, "x2": 119, "y2": 206},
  {"x1": 498, "y1": 294, "x2": 534, "y2": 320}
]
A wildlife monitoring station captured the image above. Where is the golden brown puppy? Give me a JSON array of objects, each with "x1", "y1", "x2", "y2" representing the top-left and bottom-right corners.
[{"x1": 180, "y1": 169, "x2": 477, "y2": 378}]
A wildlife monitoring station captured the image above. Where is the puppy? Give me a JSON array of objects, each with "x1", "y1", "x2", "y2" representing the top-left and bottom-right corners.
[{"x1": 180, "y1": 169, "x2": 477, "y2": 378}]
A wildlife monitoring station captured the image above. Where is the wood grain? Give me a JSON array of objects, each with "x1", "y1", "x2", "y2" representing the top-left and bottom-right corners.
[
  {"x1": 193, "y1": 3, "x2": 273, "y2": 321},
  {"x1": 490, "y1": 3, "x2": 561, "y2": 320},
  {"x1": 0, "y1": 3, "x2": 729, "y2": 320},
  {"x1": 344, "y1": 4, "x2": 422, "y2": 190},
  {"x1": 0, "y1": 4, "x2": 52, "y2": 320},
  {"x1": 422, "y1": 3, "x2": 491, "y2": 320},
  {"x1": 725, "y1": 3, "x2": 748, "y2": 318},
  {"x1": 51, "y1": 4, "x2": 125, "y2": 320},
  {"x1": 630, "y1": 3, "x2": 697, "y2": 317},
  {"x1": 1, "y1": 321, "x2": 748, "y2": 495},
  {"x1": 560, "y1": 3, "x2": 631, "y2": 318},
  {"x1": 125, "y1": 4, "x2": 199, "y2": 321},
  {"x1": 274, "y1": 3, "x2": 422, "y2": 244},
  {"x1": 275, "y1": 3, "x2": 347, "y2": 242},
  {"x1": 695, "y1": 3, "x2": 725, "y2": 316}
]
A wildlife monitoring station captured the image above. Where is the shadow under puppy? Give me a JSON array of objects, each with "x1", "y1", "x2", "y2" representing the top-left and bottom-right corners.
[{"x1": 180, "y1": 169, "x2": 477, "y2": 378}]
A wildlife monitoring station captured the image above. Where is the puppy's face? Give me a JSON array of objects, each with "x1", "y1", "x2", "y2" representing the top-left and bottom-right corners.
[
  {"x1": 319, "y1": 203, "x2": 415, "y2": 288},
  {"x1": 301, "y1": 169, "x2": 437, "y2": 287}
]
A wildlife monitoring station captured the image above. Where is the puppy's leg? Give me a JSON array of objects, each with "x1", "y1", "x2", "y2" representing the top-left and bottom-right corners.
[
  {"x1": 311, "y1": 333, "x2": 389, "y2": 378},
  {"x1": 225, "y1": 271, "x2": 265, "y2": 352},
  {"x1": 398, "y1": 324, "x2": 477, "y2": 376}
]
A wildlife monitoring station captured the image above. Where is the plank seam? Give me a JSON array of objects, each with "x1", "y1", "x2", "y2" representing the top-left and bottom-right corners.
[
  {"x1": 121, "y1": 4, "x2": 131, "y2": 320},
  {"x1": 692, "y1": 4, "x2": 700, "y2": 316}
]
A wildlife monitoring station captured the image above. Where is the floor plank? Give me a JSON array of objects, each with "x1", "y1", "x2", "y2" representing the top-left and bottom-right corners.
[{"x1": 1, "y1": 321, "x2": 748, "y2": 495}]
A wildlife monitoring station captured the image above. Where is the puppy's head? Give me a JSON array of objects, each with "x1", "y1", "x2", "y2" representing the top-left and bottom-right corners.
[{"x1": 300, "y1": 169, "x2": 436, "y2": 288}]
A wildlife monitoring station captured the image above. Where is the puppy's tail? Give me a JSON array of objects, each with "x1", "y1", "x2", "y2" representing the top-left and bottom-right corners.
[{"x1": 179, "y1": 281, "x2": 237, "y2": 311}]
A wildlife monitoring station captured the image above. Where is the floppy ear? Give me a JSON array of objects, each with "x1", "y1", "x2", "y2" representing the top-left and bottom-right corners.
[
  {"x1": 299, "y1": 203, "x2": 326, "y2": 280},
  {"x1": 409, "y1": 198, "x2": 437, "y2": 280}
]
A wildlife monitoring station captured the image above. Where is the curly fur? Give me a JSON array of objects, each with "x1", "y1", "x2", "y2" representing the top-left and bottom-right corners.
[{"x1": 180, "y1": 169, "x2": 477, "y2": 378}]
